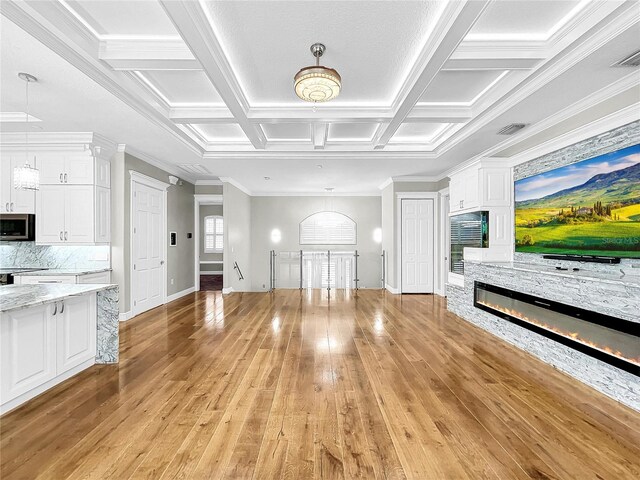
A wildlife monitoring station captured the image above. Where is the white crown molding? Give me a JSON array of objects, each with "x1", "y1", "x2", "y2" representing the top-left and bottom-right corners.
[
  {"x1": 433, "y1": 0, "x2": 638, "y2": 165},
  {"x1": 0, "y1": 0, "x2": 203, "y2": 157},
  {"x1": 219, "y1": 177, "x2": 253, "y2": 196},
  {"x1": 251, "y1": 191, "x2": 381, "y2": 197},
  {"x1": 0, "y1": 131, "x2": 116, "y2": 157},
  {"x1": 484, "y1": 71, "x2": 640, "y2": 159},
  {"x1": 0, "y1": 112, "x2": 43, "y2": 123},
  {"x1": 507, "y1": 103, "x2": 640, "y2": 168},
  {"x1": 195, "y1": 179, "x2": 223, "y2": 186},
  {"x1": 378, "y1": 178, "x2": 394, "y2": 190},
  {"x1": 392, "y1": 175, "x2": 441, "y2": 183},
  {"x1": 123, "y1": 145, "x2": 197, "y2": 184}
]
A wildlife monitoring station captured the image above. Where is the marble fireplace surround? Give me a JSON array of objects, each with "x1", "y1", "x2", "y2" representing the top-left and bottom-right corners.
[
  {"x1": 447, "y1": 121, "x2": 640, "y2": 411},
  {"x1": 447, "y1": 261, "x2": 639, "y2": 411}
]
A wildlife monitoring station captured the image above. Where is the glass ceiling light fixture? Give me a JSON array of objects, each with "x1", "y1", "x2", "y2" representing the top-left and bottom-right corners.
[
  {"x1": 14, "y1": 72, "x2": 40, "y2": 191},
  {"x1": 294, "y1": 43, "x2": 341, "y2": 103}
]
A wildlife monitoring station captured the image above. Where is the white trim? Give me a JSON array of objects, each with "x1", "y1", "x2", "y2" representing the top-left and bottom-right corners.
[
  {"x1": 119, "y1": 311, "x2": 132, "y2": 322},
  {"x1": 219, "y1": 177, "x2": 252, "y2": 196},
  {"x1": 221, "y1": 287, "x2": 234, "y2": 295},
  {"x1": 195, "y1": 179, "x2": 223, "y2": 186},
  {"x1": 437, "y1": 188, "x2": 450, "y2": 298},
  {"x1": 200, "y1": 260, "x2": 223, "y2": 264},
  {"x1": 396, "y1": 192, "x2": 438, "y2": 294},
  {"x1": 200, "y1": 272, "x2": 223, "y2": 276},
  {"x1": 166, "y1": 286, "x2": 195, "y2": 303},
  {"x1": 130, "y1": 172, "x2": 168, "y2": 317},
  {"x1": 251, "y1": 191, "x2": 381, "y2": 197},
  {"x1": 194, "y1": 194, "x2": 224, "y2": 292},
  {"x1": 385, "y1": 283, "x2": 400, "y2": 295},
  {"x1": 194, "y1": 194, "x2": 223, "y2": 204}
]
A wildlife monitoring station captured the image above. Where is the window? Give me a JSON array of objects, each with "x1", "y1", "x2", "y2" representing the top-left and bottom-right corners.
[
  {"x1": 204, "y1": 215, "x2": 223, "y2": 253},
  {"x1": 299, "y1": 211, "x2": 356, "y2": 245}
]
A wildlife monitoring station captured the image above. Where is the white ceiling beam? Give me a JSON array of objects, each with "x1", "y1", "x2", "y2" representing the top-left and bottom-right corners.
[
  {"x1": 98, "y1": 39, "x2": 200, "y2": 71},
  {"x1": 443, "y1": 39, "x2": 546, "y2": 70},
  {"x1": 372, "y1": 0, "x2": 490, "y2": 148},
  {"x1": 313, "y1": 124, "x2": 328, "y2": 150},
  {"x1": 0, "y1": 0, "x2": 203, "y2": 155},
  {"x1": 159, "y1": 0, "x2": 266, "y2": 149},
  {"x1": 170, "y1": 107, "x2": 234, "y2": 123}
]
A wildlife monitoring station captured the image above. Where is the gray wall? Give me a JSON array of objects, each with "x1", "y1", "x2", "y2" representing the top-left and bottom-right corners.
[
  {"x1": 199, "y1": 204, "x2": 223, "y2": 273},
  {"x1": 223, "y1": 182, "x2": 252, "y2": 291},
  {"x1": 195, "y1": 184, "x2": 223, "y2": 195},
  {"x1": 381, "y1": 181, "x2": 443, "y2": 290},
  {"x1": 249, "y1": 196, "x2": 382, "y2": 291},
  {"x1": 111, "y1": 153, "x2": 195, "y2": 313}
]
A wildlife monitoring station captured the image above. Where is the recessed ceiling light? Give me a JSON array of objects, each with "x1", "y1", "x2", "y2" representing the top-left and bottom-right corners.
[
  {"x1": 316, "y1": 164, "x2": 323, "y2": 169},
  {"x1": 264, "y1": 176, "x2": 271, "y2": 180},
  {"x1": 325, "y1": 187, "x2": 334, "y2": 192}
]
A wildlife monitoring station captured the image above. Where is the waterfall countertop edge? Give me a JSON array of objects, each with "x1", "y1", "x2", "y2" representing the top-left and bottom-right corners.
[{"x1": 0, "y1": 284, "x2": 118, "y2": 313}]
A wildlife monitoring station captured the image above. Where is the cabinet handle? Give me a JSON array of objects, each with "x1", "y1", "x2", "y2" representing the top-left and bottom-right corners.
[
  {"x1": 64, "y1": 173, "x2": 68, "y2": 183},
  {"x1": 64, "y1": 231, "x2": 68, "y2": 241},
  {"x1": 60, "y1": 173, "x2": 63, "y2": 183},
  {"x1": 5, "y1": 202, "x2": 8, "y2": 211},
  {"x1": 10, "y1": 202, "x2": 14, "y2": 211},
  {"x1": 60, "y1": 231, "x2": 63, "y2": 241},
  {"x1": 53, "y1": 302, "x2": 57, "y2": 315},
  {"x1": 60, "y1": 301, "x2": 65, "y2": 314}
]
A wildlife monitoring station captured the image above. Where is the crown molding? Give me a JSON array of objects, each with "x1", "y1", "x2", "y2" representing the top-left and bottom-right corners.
[
  {"x1": 251, "y1": 191, "x2": 381, "y2": 197},
  {"x1": 0, "y1": 112, "x2": 43, "y2": 123},
  {"x1": 219, "y1": 177, "x2": 253, "y2": 196},
  {"x1": 507, "y1": 104, "x2": 640, "y2": 168},
  {"x1": 0, "y1": 131, "x2": 116, "y2": 156},
  {"x1": 123, "y1": 145, "x2": 197, "y2": 184},
  {"x1": 377, "y1": 175, "x2": 441, "y2": 191},
  {"x1": 195, "y1": 179, "x2": 223, "y2": 186},
  {"x1": 433, "y1": 0, "x2": 638, "y2": 163}
]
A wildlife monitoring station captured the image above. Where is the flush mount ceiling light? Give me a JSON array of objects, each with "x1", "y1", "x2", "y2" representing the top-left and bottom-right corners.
[
  {"x1": 294, "y1": 43, "x2": 341, "y2": 103},
  {"x1": 14, "y1": 72, "x2": 40, "y2": 191}
]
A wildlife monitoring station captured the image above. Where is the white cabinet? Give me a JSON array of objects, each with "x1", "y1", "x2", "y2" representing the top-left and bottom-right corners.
[
  {"x1": 36, "y1": 186, "x2": 110, "y2": 245},
  {"x1": 39, "y1": 155, "x2": 98, "y2": 186},
  {"x1": 449, "y1": 161, "x2": 511, "y2": 213},
  {"x1": 77, "y1": 271, "x2": 111, "y2": 284},
  {"x1": 0, "y1": 303, "x2": 57, "y2": 404},
  {"x1": 0, "y1": 156, "x2": 36, "y2": 214},
  {"x1": 56, "y1": 294, "x2": 96, "y2": 374},
  {"x1": 0, "y1": 293, "x2": 97, "y2": 414}
]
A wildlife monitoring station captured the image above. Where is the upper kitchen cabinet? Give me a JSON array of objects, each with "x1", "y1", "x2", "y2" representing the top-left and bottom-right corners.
[
  {"x1": 38, "y1": 154, "x2": 110, "y2": 187},
  {"x1": 449, "y1": 160, "x2": 511, "y2": 213},
  {"x1": 1, "y1": 156, "x2": 37, "y2": 214}
]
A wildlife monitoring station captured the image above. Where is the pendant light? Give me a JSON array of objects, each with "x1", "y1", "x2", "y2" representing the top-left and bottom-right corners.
[
  {"x1": 294, "y1": 43, "x2": 341, "y2": 103},
  {"x1": 14, "y1": 72, "x2": 40, "y2": 191}
]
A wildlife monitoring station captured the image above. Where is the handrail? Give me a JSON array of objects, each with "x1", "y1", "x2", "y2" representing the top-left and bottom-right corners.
[
  {"x1": 233, "y1": 261, "x2": 244, "y2": 280},
  {"x1": 381, "y1": 250, "x2": 386, "y2": 288}
]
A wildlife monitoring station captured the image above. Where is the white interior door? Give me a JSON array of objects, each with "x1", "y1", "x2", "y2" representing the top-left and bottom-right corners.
[
  {"x1": 132, "y1": 181, "x2": 165, "y2": 316},
  {"x1": 401, "y1": 199, "x2": 434, "y2": 293}
]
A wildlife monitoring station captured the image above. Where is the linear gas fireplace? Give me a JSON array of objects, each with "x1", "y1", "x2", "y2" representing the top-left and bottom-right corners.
[{"x1": 474, "y1": 282, "x2": 640, "y2": 376}]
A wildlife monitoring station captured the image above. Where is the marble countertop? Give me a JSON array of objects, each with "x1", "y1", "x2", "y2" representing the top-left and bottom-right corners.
[
  {"x1": 465, "y1": 260, "x2": 640, "y2": 287},
  {"x1": 11, "y1": 268, "x2": 112, "y2": 277},
  {"x1": 0, "y1": 284, "x2": 118, "y2": 313}
]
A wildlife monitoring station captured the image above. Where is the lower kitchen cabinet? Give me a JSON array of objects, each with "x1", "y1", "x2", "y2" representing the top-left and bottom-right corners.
[{"x1": 0, "y1": 293, "x2": 97, "y2": 414}]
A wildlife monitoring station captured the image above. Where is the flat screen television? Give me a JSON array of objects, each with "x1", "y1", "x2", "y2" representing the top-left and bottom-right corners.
[{"x1": 515, "y1": 143, "x2": 640, "y2": 259}]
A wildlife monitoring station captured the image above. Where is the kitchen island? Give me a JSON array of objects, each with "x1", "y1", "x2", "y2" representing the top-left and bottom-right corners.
[{"x1": 0, "y1": 283, "x2": 118, "y2": 414}]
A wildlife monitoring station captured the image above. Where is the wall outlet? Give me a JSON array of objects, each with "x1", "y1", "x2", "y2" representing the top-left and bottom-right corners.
[
  {"x1": 262, "y1": 284, "x2": 265, "y2": 289},
  {"x1": 170, "y1": 278, "x2": 174, "y2": 285}
]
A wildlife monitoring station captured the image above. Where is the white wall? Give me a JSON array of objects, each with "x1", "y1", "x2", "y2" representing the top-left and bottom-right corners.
[{"x1": 249, "y1": 196, "x2": 383, "y2": 291}]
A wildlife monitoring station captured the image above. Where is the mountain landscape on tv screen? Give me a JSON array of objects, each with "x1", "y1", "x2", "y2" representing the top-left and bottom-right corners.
[{"x1": 515, "y1": 144, "x2": 640, "y2": 258}]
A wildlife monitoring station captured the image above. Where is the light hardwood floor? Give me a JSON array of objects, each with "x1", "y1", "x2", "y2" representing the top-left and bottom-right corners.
[{"x1": 1, "y1": 290, "x2": 639, "y2": 479}]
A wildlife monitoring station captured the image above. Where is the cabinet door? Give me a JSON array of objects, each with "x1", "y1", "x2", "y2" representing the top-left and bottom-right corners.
[
  {"x1": 10, "y1": 157, "x2": 36, "y2": 214},
  {"x1": 65, "y1": 156, "x2": 94, "y2": 185},
  {"x1": 449, "y1": 175, "x2": 463, "y2": 212},
  {"x1": 38, "y1": 155, "x2": 66, "y2": 185},
  {"x1": 95, "y1": 187, "x2": 110, "y2": 243},
  {"x1": 1, "y1": 156, "x2": 11, "y2": 212},
  {"x1": 481, "y1": 168, "x2": 511, "y2": 206},
  {"x1": 463, "y1": 169, "x2": 479, "y2": 209},
  {"x1": 36, "y1": 185, "x2": 66, "y2": 244},
  {"x1": 0, "y1": 304, "x2": 56, "y2": 404},
  {"x1": 18, "y1": 275, "x2": 76, "y2": 285},
  {"x1": 56, "y1": 294, "x2": 96, "y2": 374},
  {"x1": 77, "y1": 271, "x2": 111, "y2": 284},
  {"x1": 65, "y1": 186, "x2": 95, "y2": 243}
]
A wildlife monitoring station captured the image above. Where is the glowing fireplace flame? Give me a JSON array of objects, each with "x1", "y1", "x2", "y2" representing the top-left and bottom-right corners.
[{"x1": 478, "y1": 301, "x2": 640, "y2": 366}]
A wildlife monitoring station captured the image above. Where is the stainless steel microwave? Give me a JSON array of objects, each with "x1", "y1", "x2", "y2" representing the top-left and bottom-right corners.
[{"x1": 0, "y1": 214, "x2": 36, "y2": 241}]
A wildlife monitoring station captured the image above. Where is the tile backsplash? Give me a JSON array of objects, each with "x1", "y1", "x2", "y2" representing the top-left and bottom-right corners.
[{"x1": 0, "y1": 242, "x2": 110, "y2": 269}]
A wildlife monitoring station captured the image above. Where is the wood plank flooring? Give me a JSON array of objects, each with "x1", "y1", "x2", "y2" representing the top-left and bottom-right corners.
[{"x1": 1, "y1": 289, "x2": 639, "y2": 479}]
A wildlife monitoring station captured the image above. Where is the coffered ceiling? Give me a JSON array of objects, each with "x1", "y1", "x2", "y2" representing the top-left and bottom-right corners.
[{"x1": 1, "y1": 0, "x2": 638, "y2": 193}]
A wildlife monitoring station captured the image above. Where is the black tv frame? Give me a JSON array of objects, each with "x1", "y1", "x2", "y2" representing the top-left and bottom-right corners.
[{"x1": 541, "y1": 254, "x2": 621, "y2": 264}]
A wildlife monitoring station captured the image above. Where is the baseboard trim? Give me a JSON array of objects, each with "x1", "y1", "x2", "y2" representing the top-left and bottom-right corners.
[
  {"x1": 167, "y1": 286, "x2": 195, "y2": 303},
  {"x1": 119, "y1": 311, "x2": 132, "y2": 322},
  {"x1": 385, "y1": 284, "x2": 400, "y2": 294},
  {"x1": 221, "y1": 287, "x2": 234, "y2": 295},
  {"x1": 199, "y1": 272, "x2": 223, "y2": 276}
]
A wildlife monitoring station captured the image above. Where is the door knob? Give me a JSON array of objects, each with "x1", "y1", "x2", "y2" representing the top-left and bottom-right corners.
[
  {"x1": 60, "y1": 231, "x2": 63, "y2": 241},
  {"x1": 60, "y1": 173, "x2": 63, "y2": 183}
]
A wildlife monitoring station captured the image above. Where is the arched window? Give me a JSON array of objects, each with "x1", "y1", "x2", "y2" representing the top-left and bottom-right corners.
[
  {"x1": 299, "y1": 211, "x2": 356, "y2": 245},
  {"x1": 204, "y1": 215, "x2": 223, "y2": 253}
]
